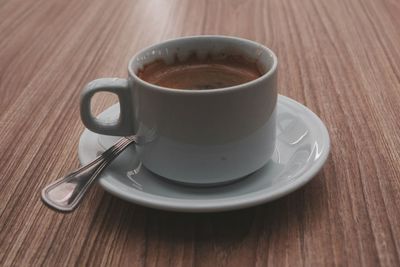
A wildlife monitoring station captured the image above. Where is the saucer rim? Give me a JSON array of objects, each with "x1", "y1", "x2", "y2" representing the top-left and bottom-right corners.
[{"x1": 78, "y1": 94, "x2": 330, "y2": 212}]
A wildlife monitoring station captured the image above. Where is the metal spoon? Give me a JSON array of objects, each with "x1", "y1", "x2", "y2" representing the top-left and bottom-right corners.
[{"x1": 41, "y1": 136, "x2": 136, "y2": 212}]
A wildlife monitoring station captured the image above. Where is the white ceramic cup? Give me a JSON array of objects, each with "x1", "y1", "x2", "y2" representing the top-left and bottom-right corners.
[{"x1": 80, "y1": 35, "x2": 278, "y2": 186}]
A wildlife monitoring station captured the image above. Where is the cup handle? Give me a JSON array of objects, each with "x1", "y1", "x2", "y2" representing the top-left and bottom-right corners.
[{"x1": 80, "y1": 78, "x2": 135, "y2": 136}]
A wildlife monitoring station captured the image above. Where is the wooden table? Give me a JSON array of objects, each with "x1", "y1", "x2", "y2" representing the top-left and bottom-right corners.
[{"x1": 1, "y1": 0, "x2": 399, "y2": 266}]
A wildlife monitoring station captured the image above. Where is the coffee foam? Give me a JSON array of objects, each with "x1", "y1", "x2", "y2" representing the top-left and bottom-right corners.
[{"x1": 137, "y1": 52, "x2": 263, "y2": 90}]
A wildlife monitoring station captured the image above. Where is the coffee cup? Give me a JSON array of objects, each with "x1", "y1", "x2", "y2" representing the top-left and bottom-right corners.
[{"x1": 80, "y1": 35, "x2": 278, "y2": 186}]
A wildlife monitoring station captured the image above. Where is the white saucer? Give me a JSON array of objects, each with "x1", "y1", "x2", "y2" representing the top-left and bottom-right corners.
[{"x1": 78, "y1": 95, "x2": 330, "y2": 212}]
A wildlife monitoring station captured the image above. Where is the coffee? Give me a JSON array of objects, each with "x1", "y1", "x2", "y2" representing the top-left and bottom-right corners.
[{"x1": 137, "y1": 54, "x2": 263, "y2": 90}]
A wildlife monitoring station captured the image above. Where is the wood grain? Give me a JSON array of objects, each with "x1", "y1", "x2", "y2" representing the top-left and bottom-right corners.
[{"x1": 1, "y1": 0, "x2": 399, "y2": 266}]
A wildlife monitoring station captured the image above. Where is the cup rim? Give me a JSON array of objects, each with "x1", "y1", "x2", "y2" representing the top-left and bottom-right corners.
[{"x1": 128, "y1": 35, "x2": 278, "y2": 94}]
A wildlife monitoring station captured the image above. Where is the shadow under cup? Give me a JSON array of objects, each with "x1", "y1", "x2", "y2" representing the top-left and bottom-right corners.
[{"x1": 128, "y1": 36, "x2": 278, "y2": 186}]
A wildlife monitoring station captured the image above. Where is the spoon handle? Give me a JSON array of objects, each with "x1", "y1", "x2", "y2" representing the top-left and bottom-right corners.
[{"x1": 41, "y1": 136, "x2": 136, "y2": 212}]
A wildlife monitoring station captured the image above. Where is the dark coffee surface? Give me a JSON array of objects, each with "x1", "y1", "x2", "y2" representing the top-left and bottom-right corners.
[{"x1": 137, "y1": 55, "x2": 262, "y2": 89}]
